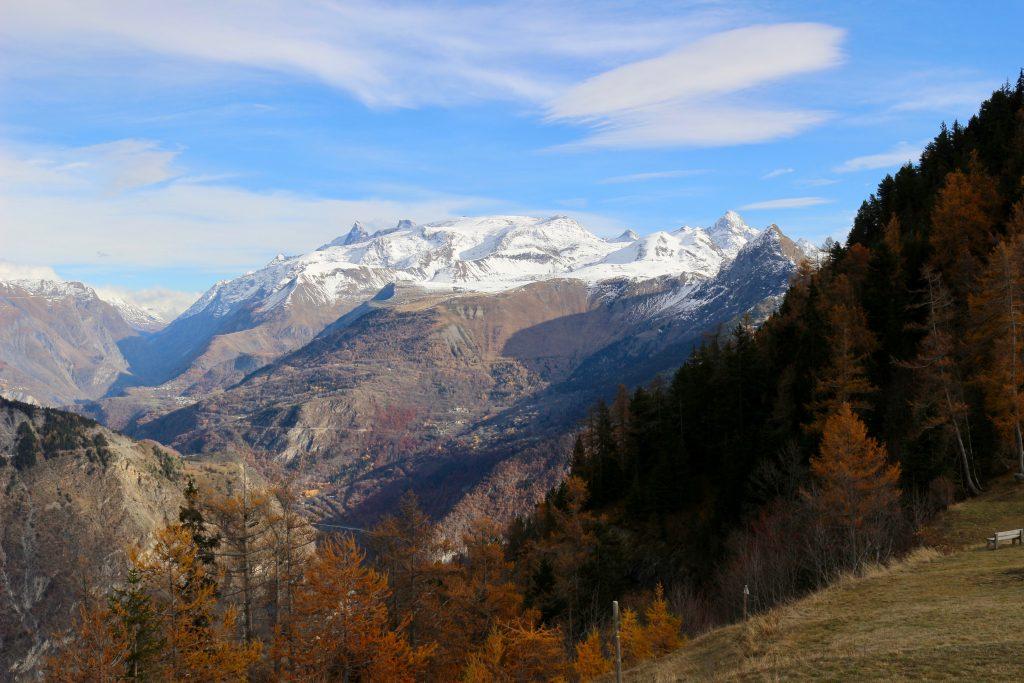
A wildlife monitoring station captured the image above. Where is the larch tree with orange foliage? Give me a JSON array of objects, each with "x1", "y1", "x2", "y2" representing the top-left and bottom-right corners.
[
  {"x1": 969, "y1": 201, "x2": 1024, "y2": 477},
  {"x1": 929, "y1": 154, "x2": 1002, "y2": 299},
  {"x1": 44, "y1": 600, "x2": 128, "y2": 683},
  {"x1": 133, "y1": 524, "x2": 261, "y2": 681},
  {"x1": 617, "y1": 584, "x2": 683, "y2": 667},
  {"x1": 808, "y1": 273, "x2": 878, "y2": 432},
  {"x1": 903, "y1": 268, "x2": 983, "y2": 495},
  {"x1": 572, "y1": 627, "x2": 612, "y2": 682},
  {"x1": 806, "y1": 403, "x2": 902, "y2": 575},
  {"x1": 426, "y1": 518, "x2": 528, "y2": 679},
  {"x1": 272, "y1": 535, "x2": 429, "y2": 682},
  {"x1": 462, "y1": 619, "x2": 568, "y2": 682},
  {"x1": 368, "y1": 491, "x2": 450, "y2": 649}
]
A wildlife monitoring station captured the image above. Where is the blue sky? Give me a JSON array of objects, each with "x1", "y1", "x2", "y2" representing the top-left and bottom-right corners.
[{"x1": 1, "y1": 0, "x2": 1022, "y2": 311}]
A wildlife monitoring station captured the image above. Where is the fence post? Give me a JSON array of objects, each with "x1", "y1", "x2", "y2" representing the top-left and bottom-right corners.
[
  {"x1": 613, "y1": 600, "x2": 623, "y2": 683},
  {"x1": 743, "y1": 584, "x2": 749, "y2": 620}
]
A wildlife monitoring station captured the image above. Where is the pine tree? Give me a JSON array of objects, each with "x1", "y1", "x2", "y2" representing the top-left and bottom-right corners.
[
  {"x1": 108, "y1": 568, "x2": 163, "y2": 680},
  {"x1": 14, "y1": 421, "x2": 41, "y2": 470},
  {"x1": 808, "y1": 275, "x2": 877, "y2": 431},
  {"x1": 178, "y1": 477, "x2": 220, "y2": 568}
]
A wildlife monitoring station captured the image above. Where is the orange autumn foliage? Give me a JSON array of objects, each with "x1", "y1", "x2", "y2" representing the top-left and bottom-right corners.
[
  {"x1": 44, "y1": 602, "x2": 127, "y2": 683},
  {"x1": 428, "y1": 519, "x2": 528, "y2": 679},
  {"x1": 807, "y1": 404, "x2": 902, "y2": 569},
  {"x1": 572, "y1": 627, "x2": 611, "y2": 682},
  {"x1": 462, "y1": 619, "x2": 568, "y2": 682},
  {"x1": 272, "y1": 535, "x2": 430, "y2": 682}
]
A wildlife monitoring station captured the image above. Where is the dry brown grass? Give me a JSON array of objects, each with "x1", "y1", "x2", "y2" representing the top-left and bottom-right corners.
[{"x1": 620, "y1": 478, "x2": 1024, "y2": 681}]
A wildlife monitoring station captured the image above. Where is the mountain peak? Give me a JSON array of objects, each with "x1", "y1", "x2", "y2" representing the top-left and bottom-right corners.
[
  {"x1": 706, "y1": 211, "x2": 758, "y2": 258},
  {"x1": 611, "y1": 229, "x2": 639, "y2": 243},
  {"x1": 319, "y1": 221, "x2": 370, "y2": 250},
  {"x1": 709, "y1": 210, "x2": 750, "y2": 235}
]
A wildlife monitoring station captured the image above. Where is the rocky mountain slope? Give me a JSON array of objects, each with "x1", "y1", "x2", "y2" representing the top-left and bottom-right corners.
[
  {"x1": 0, "y1": 398, "x2": 185, "y2": 677},
  {"x1": 0, "y1": 279, "x2": 159, "y2": 406},
  {"x1": 134, "y1": 222, "x2": 815, "y2": 535},
  {"x1": 108, "y1": 212, "x2": 764, "y2": 401}
]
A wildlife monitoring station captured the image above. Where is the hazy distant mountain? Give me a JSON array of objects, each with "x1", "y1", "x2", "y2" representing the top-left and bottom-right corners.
[{"x1": 0, "y1": 278, "x2": 157, "y2": 405}]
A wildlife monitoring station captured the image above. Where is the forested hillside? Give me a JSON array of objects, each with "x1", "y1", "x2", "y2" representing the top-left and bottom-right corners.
[{"x1": 507, "y1": 74, "x2": 1024, "y2": 642}]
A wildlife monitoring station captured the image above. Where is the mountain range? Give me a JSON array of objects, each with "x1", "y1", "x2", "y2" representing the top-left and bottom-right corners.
[{"x1": 0, "y1": 211, "x2": 817, "y2": 532}]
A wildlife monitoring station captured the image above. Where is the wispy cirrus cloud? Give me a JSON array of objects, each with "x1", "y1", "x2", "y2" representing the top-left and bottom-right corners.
[
  {"x1": 834, "y1": 142, "x2": 922, "y2": 173},
  {"x1": 762, "y1": 167, "x2": 794, "y2": 179},
  {"x1": 598, "y1": 169, "x2": 708, "y2": 184},
  {"x1": 548, "y1": 23, "x2": 845, "y2": 149},
  {"x1": 0, "y1": 0, "x2": 724, "y2": 109},
  {"x1": 0, "y1": 139, "x2": 509, "y2": 269},
  {"x1": 740, "y1": 196, "x2": 831, "y2": 210}
]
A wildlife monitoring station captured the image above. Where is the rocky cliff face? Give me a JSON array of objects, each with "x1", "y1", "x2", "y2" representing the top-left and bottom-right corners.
[{"x1": 0, "y1": 398, "x2": 189, "y2": 676}]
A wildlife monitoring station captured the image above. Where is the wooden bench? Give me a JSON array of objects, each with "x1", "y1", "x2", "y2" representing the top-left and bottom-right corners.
[{"x1": 987, "y1": 528, "x2": 1024, "y2": 549}]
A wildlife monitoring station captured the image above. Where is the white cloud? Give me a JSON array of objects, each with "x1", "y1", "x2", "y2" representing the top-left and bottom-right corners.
[
  {"x1": 549, "y1": 23, "x2": 844, "y2": 148},
  {"x1": 740, "y1": 196, "x2": 831, "y2": 210},
  {"x1": 834, "y1": 142, "x2": 921, "y2": 173},
  {"x1": 0, "y1": 261, "x2": 61, "y2": 281},
  {"x1": 0, "y1": 138, "x2": 627, "y2": 267},
  {"x1": 798, "y1": 177, "x2": 839, "y2": 187},
  {"x1": 94, "y1": 286, "x2": 199, "y2": 320},
  {"x1": 762, "y1": 167, "x2": 794, "y2": 179},
  {"x1": 599, "y1": 169, "x2": 707, "y2": 184},
  {"x1": 0, "y1": 0, "x2": 726, "y2": 109}
]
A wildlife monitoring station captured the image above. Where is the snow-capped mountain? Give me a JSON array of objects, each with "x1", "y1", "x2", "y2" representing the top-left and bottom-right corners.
[
  {"x1": 132, "y1": 215, "x2": 817, "y2": 536},
  {"x1": 181, "y1": 212, "x2": 764, "y2": 323},
  {"x1": 0, "y1": 279, "x2": 138, "y2": 404},
  {"x1": 0, "y1": 276, "x2": 166, "y2": 333}
]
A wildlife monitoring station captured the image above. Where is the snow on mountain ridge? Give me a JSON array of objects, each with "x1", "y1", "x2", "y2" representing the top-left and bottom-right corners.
[
  {"x1": 181, "y1": 212, "x2": 780, "y2": 323},
  {"x1": 0, "y1": 276, "x2": 166, "y2": 331}
]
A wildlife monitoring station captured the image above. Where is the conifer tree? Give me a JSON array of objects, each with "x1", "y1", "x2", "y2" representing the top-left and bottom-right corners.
[
  {"x1": 132, "y1": 524, "x2": 260, "y2": 680},
  {"x1": 178, "y1": 477, "x2": 220, "y2": 568},
  {"x1": 969, "y1": 201, "x2": 1024, "y2": 476},
  {"x1": 641, "y1": 584, "x2": 683, "y2": 656},
  {"x1": 572, "y1": 627, "x2": 612, "y2": 682},
  {"x1": 205, "y1": 467, "x2": 274, "y2": 643},
  {"x1": 108, "y1": 568, "x2": 163, "y2": 680},
  {"x1": 929, "y1": 154, "x2": 1001, "y2": 299},
  {"x1": 808, "y1": 275, "x2": 877, "y2": 431},
  {"x1": 462, "y1": 619, "x2": 567, "y2": 682},
  {"x1": 904, "y1": 269, "x2": 983, "y2": 494},
  {"x1": 368, "y1": 491, "x2": 448, "y2": 647},
  {"x1": 44, "y1": 601, "x2": 127, "y2": 682},
  {"x1": 807, "y1": 404, "x2": 902, "y2": 572},
  {"x1": 274, "y1": 535, "x2": 429, "y2": 681}
]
